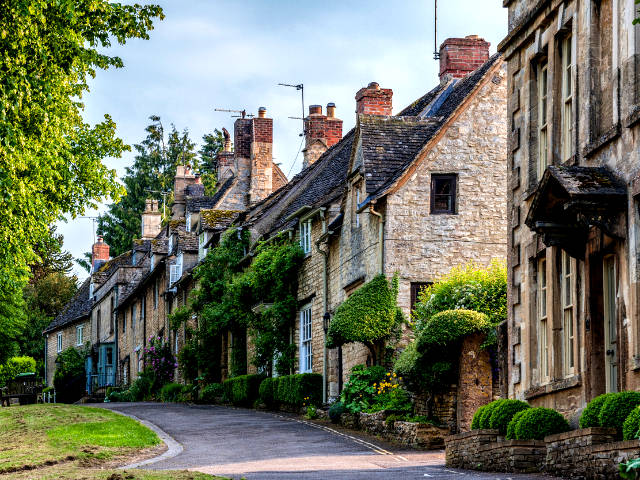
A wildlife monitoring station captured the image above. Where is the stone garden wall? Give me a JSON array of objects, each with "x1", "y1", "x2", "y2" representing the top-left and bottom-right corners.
[{"x1": 445, "y1": 428, "x2": 640, "y2": 479}]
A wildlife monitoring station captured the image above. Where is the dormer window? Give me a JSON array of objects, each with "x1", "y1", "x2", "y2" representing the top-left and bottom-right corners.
[
  {"x1": 186, "y1": 212, "x2": 192, "y2": 232},
  {"x1": 300, "y1": 220, "x2": 312, "y2": 255},
  {"x1": 170, "y1": 253, "x2": 183, "y2": 286}
]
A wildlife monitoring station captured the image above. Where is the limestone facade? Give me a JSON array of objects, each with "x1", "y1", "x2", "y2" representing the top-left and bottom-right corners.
[{"x1": 500, "y1": 0, "x2": 640, "y2": 416}]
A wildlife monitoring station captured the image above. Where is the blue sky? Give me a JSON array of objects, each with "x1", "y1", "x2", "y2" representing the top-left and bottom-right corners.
[{"x1": 59, "y1": 0, "x2": 508, "y2": 279}]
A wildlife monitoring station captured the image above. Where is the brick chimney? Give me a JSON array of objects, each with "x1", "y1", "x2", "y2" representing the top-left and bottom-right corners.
[
  {"x1": 355, "y1": 82, "x2": 393, "y2": 116},
  {"x1": 171, "y1": 165, "x2": 198, "y2": 218},
  {"x1": 141, "y1": 198, "x2": 162, "y2": 240},
  {"x1": 439, "y1": 35, "x2": 490, "y2": 80},
  {"x1": 249, "y1": 107, "x2": 273, "y2": 204},
  {"x1": 303, "y1": 103, "x2": 343, "y2": 168},
  {"x1": 91, "y1": 235, "x2": 110, "y2": 273}
]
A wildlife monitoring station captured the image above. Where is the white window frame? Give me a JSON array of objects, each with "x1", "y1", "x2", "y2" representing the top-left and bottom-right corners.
[
  {"x1": 561, "y1": 250, "x2": 575, "y2": 377},
  {"x1": 538, "y1": 257, "x2": 549, "y2": 383},
  {"x1": 186, "y1": 212, "x2": 192, "y2": 232},
  {"x1": 89, "y1": 282, "x2": 94, "y2": 299},
  {"x1": 538, "y1": 61, "x2": 549, "y2": 181},
  {"x1": 76, "y1": 325, "x2": 84, "y2": 346},
  {"x1": 561, "y1": 34, "x2": 574, "y2": 161},
  {"x1": 150, "y1": 253, "x2": 155, "y2": 271},
  {"x1": 168, "y1": 234, "x2": 174, "y2": 254},
  {"x1": 299, "y1": 304, "x2": 312, "y2": 373},
  {"x1": 57, "y1": 332, "x2": 63, "y2": 353},
  {"x1": 199, "y1": 231, "x2": 208, "y2": 261},
  {"x1": 300, "y1": 220, "x2": 312, "y2": 255}
]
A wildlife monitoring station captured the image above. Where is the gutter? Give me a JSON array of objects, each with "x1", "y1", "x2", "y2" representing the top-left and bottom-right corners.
[
  {"x1": 314, "y1": 210, "x2": 329, "y2": 403},
  {"x1": 368, "y1": 202, "x2": 385, "y2": 275},
  {"x1": 284, "y1": 205, "x2": 312, "y2": 223}
]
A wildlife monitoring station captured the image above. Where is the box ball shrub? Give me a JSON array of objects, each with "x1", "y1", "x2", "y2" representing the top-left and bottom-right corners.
[
  {"x1": 489, "y1": 399, "x2": 531, "y2": 435},
  {"x1": 223, "y1": 374, "x2": 264, "y2": 407},
  {"x1": 329, "y1": 401, "x2": 345, "y2": 424},
  {"x1": 478, "y1": 400, "x2": 507, "y2": 429},
  {"x1": 471, "y1": 404, "x2": 488, "y2": 430},
  {"x1": 514, "y1": 407, "x2": 569, "y2": 440},
  {"x1": 579, "y1": 393, "x2": 616, "y2": 428},
  {"x1": 506, "y1": 409, "x2": 529, "y2": 440},
  {"x1": 599, "y1": 391, "x2": 640, "y2": 432},
  {"x1": 623, "y1": 406, "x2": 640, "y2": 440}
]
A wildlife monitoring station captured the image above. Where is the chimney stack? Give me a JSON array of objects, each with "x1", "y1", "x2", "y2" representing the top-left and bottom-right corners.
[
  {"x1": 171, "y1": 165, "x2": 198, "y2": 218},
  {"x1": 439, "y1": 35, "x2": 490, "y2": 80},
  {"x1": 303, "y1": 103, "x2": 343, "y2": 168},
  {"x1": 141, "y1": 198, "x2": 162, "y2": 239},
  {"x1": 355, "y1": 82, "x2": 393, "y2": 116},
  {"x1": 91, "y1": 235, "x2": 110, "y2": 273}
]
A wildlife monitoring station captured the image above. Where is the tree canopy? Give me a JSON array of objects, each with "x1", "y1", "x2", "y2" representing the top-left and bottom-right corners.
[{"x1": 0, "y1": 0, "x2": 163, "y2": 360}]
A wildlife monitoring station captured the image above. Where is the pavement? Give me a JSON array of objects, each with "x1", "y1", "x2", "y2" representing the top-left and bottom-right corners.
[{"x1": 93, "y1": 402, "x2": 561, "y2": 480}]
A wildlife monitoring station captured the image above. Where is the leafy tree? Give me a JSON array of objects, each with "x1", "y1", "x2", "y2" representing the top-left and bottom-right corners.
[
  {"x1": 199, "y1": 130, "x2": 225, "y2": 195},
  {"x1": 635, "y1": 0, "x2": 640, "y2": 24},
  {"x1": 75, "y1": 252, "x2": 93, "y2": 274},
  {"x1": 53, "y1": 347, "x2": 86, "y2": 403},
  {"x1": 0, "y1": 1, "x2": 163, "y2": 363},
  {"x1": 30, "y1": 227, "x2": 74, "y2": 284},
  {"x1": 98, "y1": 117, "x2": 197, "y2": 256}
]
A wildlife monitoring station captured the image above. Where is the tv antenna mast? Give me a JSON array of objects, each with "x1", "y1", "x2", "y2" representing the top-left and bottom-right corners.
[
  {"x1": 433, "y1": 0, "x2": 440, "y2": 60},
  {"x1": 278, "y1": 83, "x2": 305, "y2": 137},
  {"x1": 80, "y1": 216, "x2": 99, "y2": 244},
  {"x1": 214, "y1": 108, "x2": 254, "y2": 119},
  {"x1": 144, "y1": 189, "x2": 171, "y2": 219}
]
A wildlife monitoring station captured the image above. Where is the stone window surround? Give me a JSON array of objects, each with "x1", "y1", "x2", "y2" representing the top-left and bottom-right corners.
[
  {"x1": 430, "y1": 174, "x2": 458, "y2": 215},
  {"x1": 56, "y1": 332, "x2": 62, "y2": 353},
  {"x1": 76, "y1": 324, "x2": 84, "y2": 346}
]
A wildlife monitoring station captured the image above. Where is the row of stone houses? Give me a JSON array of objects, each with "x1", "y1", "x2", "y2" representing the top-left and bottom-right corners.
[
  {"x1": 501, "y1": 0, "x2": 640, "y2": 419},
  {"x1": 45, "y1": 35, "x2": 508, "y2": 415}
]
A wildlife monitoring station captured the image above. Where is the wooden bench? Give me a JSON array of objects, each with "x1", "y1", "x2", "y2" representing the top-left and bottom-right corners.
[{"x1": 1, "y1": 375, "x2": 43, "y2": 407}]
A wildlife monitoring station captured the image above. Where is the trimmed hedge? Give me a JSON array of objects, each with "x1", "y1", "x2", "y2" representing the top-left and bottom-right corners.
[
  {"x1": 0, "y1": 356, "x2": 37, "y2": 386},
  {"x1": 623, "y1": 406, "x2": 640, "y2": 440},
  {"x1": 259, "y1": 373, "x2": 322, "y2": 409},
  {"x1": 579, "y1": 393, "x2": 616, "y2": 428},
  {"x1": 478, "y1": 400, "x2": 506, "y2": 429},
  {"x1": 599, "y1": 391, "x2": 640, "y2": 432},
  {"x1": 471, "y1": 404, "x2": 488, "y2": 430},
  {"x1": 506, "y1": 409, "x2": 529, "y2": 440},
  {"x1": 223, "y1": 374, "x2": 264, "y2": 407},
  {"x1": 513, "y1": 407, "x2": 569, "y2": 440},
  {"x1": 488, "y1": 399, "x2": 530, "y2": 435}
]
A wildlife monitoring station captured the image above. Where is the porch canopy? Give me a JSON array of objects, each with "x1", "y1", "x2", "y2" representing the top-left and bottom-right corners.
[{"x1": 525, "y1": 166, "x2": 627, "y2": 259}]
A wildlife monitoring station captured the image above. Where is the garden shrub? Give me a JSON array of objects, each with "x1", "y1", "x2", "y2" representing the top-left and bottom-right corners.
[
  {"x1": 129, "y1": 371, "x2": 153, "y2": 401},
  {"x1": 471, "y1": 404, "x2": 488, "y2": 430},
  {"x1": 488, "y1": 399, "x2": 530, "y2": 435},
  {"x1": 143, "y1": 336, "x2": 177, "y2": 392},
  {"x1": 506, "y1": 409, "x2": 529, "y2": 440},
  {"x1": 623, "y1": 406, "x2": 640, "y2": 440},
  {"x1": 328, "y1": 401, "x2": 345, "y2": 424},
  {"x1": 222, "y1": 374, "x2": 264, "y2": 406},
  {"x1": 200, "y1": 383, "x2": 224, "y2": 404},
  {"x1": 366, "y1": 373, "x2": 412, "y2": 414},
  {"x1": 269, "y1": 373, "x2": 322, "y2": 408},
  {"x1": 326, "y1": 274, "x2": 402, "y2": 364},
  {"x1": 0, "y1": 356, "x2": 37, "y2": 386},
  {"x1": 580, "y1": 393, "x2": 616, "y2": 428},
  {"x1": 259, "y1": 377, "x2": 275, "y2": 407},
  {"x1": 513, "y1": 407, "x2": 569, "y2": 440},
  {"x1": 478, "y1": 400, "x2": 506, "y2": 430},
  {"x1": 108, "y1": 389, "x2": 133, "y2": 402},
  {"x1": 599, "y1": 391, "x2": 640, "y2": 432},
  {"x1": 340, "y1": 365, "x2": 386, "y2": 413},
  {"x1": 160, "y1": 382, "x2": 183, "y2": 403},
  {"x1": 53, "y1": 347, "x2": 85, "y2": 403}
]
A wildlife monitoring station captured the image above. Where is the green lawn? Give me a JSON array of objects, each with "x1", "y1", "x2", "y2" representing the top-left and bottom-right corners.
[{"x1": 0, "y1": 404, "x2": 225, "y2": 479}]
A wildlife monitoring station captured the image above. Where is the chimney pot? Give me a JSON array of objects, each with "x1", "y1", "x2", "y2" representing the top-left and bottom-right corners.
[
  {"x1": 368, "y1": 82, "x2": 380, "y2": 90},
  {"x1": 258, "y1": 107, "x2": 267, "y2": 118},
  {"x1": 326, "y1": 103, "x2": 336, "y2": 118},
  {"x1": 309, "y1": 104, "x2": 322, "y2": 115}
]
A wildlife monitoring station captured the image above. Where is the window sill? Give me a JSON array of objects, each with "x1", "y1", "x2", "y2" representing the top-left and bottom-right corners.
[
  {"x1": 583, "y1": 123, "x2": 621, "y2": 158},
  {"x1": 524, "y1": 374, "x2": 581, "y2": 400}
]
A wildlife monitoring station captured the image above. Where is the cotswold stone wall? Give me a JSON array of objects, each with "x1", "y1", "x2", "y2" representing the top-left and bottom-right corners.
[
  {"x1": 45, "y1": 319, "x2": 90, "y2": 386},
  {"x1": 446, "y1": 428, "x2": 640, "y2": 479}
]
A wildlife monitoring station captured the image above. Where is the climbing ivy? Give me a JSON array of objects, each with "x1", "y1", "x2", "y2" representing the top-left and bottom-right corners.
[{"x1": 326, "y1": 274, "x2": 403, "y2": 365}]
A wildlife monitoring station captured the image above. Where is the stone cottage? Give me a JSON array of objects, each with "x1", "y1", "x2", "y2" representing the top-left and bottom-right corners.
[{"x1": 500, "y1": 0, "x2": 640, "y2": 417}]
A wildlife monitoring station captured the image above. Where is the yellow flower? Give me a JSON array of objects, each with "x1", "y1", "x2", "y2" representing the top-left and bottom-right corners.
[
  {"x1": 393, "y1": 373, "x2": 397, "y2": 377},
  {"x1": 387, "y1": 373, "x2": 391, "y2": 376}
]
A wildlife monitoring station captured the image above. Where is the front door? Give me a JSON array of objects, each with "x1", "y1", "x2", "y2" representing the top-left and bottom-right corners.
[{"x1": 603, "y1": 256, "x2": 618, "y2": 393}]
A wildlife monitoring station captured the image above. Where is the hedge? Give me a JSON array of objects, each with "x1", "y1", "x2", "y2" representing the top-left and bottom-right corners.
[
  {"x1": 223, "y1": 374, "x2": 264, "y2": 406},
  {"x1": 599, "y1": 391, "x2": 640, "y2": 432},
  {"x1": 623, "y1": 406, "x2": 640, "y2": 440},
  {"x1": 579, "y1": 393, "x2": 617, "y2": 428},
  {"x1": 513, "y1": 407, "x2": 569, "y2": 440},
  {"x1": 471, "y1": 404, "x2": 488, "y2": 430},
  {"x1": 0, "y1": 356, "x2": 37, "y2": 386},
  {"x1": 506, "y1": 409, "x2": 529, "y2": 440},
  {"x1": 478, "y1": 400, "x2": 506, "y2": 430},
  {"x1": 259, "y1": 373, "x2": 322, "y2": 409},
  {"x1": 488, "y1": 399, "x2": 530, "y2": 435}
]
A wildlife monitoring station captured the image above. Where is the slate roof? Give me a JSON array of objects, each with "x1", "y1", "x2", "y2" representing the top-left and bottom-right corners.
[
  {"x1": 363, "y1": 53, "x2": 503, "y2": 199},
  {"x1": 91, "y1": 251, "x2": 133, "y2": 286},
  {"x1": 168, "y1": 220, "x2": 198, "y2": 252},
  {"x1": 44, "y1": 278, "x2": 92, "y2": 333},
  {"x1": 186, "y1": 196, "x2": 220, "y2": 213},
  {"x1": 545, "y1": 165, "x2": 627, "y2": 197},
  {"x1": 200, "y1": 209, "x2": 241, "y2": 231}
]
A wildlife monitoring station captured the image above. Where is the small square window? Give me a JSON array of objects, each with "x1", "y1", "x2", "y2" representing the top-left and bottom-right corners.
[{"x1": 430, "y1": 174, "x2": 457, "y2": 214}]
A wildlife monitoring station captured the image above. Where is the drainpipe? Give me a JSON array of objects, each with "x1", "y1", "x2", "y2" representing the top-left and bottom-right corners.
[
  {"x1": 315, "y1": 210, "x2": 329, "y2": 404},
  {"x1": 369, "y1": 202, "x2": 385, "y2": 274},
  {"x1": 44, "y1": 334, "x2": 48, "y2": 386},
  {"x1": 114, "y1": 287, "x2": 119, "y2": 387}
]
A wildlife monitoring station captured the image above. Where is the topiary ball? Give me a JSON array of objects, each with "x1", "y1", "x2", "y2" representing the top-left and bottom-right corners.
[
  {"x1": 506, "y1": 409, "x2": 528, "y2": 440},
  {"x1": 579, "y1": 393, "x2": 616, "y2": 428},
  {"x1": 514, "y1": 407, "x2": 570, "y2": 440},
  {"x1": 478, "y1": 400, "x2": 506, "y2": 429},
  {"x1": 471, "y1": 404, "x2": 488, "y2": 430},
  {"x1": 599, "y1": 391, "x2": 640, "y2": 432},
  {"x1": 489, "y1": 399, "x2": 531, "y2": 435},
  {"x1": 623, "y1": 406, "x2": 640, "y2": 440}
]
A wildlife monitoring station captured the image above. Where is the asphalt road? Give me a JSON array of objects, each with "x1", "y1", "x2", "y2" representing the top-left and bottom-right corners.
[{"x1": 95, "y1": 403, "x2": 560, "y2": 480}]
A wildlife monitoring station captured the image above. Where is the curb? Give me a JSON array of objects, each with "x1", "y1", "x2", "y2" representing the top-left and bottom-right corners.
[{"x1": 111, "y1": 410, "x2": 183, "y2": 469}]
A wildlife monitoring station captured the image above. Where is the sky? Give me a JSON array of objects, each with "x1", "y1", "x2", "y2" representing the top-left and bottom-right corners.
[{"x1": 58, "y1": 0, "x2": 508, "y2": 280}]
